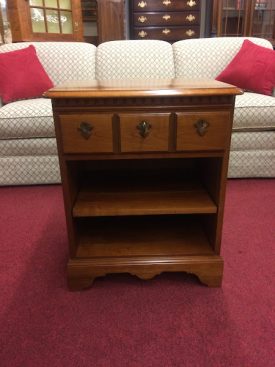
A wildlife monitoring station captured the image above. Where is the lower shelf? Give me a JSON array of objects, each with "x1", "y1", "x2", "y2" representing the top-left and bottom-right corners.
[
  {"x1": 75, "y1": 215, "x2": 215, "y2": 258},
  {"x1": 68, "y1": 215, "x2": 223, "y2": 290}
]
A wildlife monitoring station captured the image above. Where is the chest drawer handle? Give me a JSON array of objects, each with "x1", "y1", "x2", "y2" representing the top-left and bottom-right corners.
[
  {"x1": 187, "y1": 0, "x2": 196, "y2": 7},
  {"x1": 78, "y1": 121, "x2": 93, "y2": 139},
  {"x1": 163, "y1": 14, "x2": 171, "y2": 20},
  {"x1": 138, "y1": 30, "x2": 147, "y2": 38},
  {"x1": 163, "y1": 0, "x2": 171, "y2": 5},
  {"x1": 136, "y1": 120, "x2": 152, "y2": 138},
  {"x1": 138, "y1": 16, "x2": 147, "y2": 23},
  {"x1": 186, "y1": 29, "x2": 195, "y2": 36},
  {"x1": 186, "y1": 14, "x2": 196, "y2": 22},
  {"x1": 194, "y1": 120, "x2": 209, "y2": 136},
  {"x1": 162, "y1": 28, "x2": 171, "y2": 35},
  {"x1": 138, "y1": 1, "x2": 147, "y2": 8}
]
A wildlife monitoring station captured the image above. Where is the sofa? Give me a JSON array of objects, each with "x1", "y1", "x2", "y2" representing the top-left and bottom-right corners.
[{"x1": 0, "y1": 37, "x2": 274, "y2": 185}]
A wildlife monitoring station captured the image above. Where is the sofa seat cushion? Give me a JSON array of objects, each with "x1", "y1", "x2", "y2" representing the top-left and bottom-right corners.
[
  {"x1": 230, "y1": 131, "x2": 275, "y2": 151},
  {"x1": 0, "y1": 98, "x2": 54, "y2": 139},
  {"x1": 0, "y1": 137, "x2": 57, "y2": 157},
  {"x1": 233, "y1": 92, "x2": 275, "y2": 131}
]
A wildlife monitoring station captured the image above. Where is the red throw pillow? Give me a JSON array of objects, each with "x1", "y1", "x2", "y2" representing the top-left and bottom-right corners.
[
  {"x1": 216, "y1": 39, "x2": 275, "y2": 96},
  {"x1": 0, "y1": 45, "x2": 53, "y2": 103}
]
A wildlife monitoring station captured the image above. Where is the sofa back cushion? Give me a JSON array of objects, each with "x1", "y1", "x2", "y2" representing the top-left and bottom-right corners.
[
  {"x1": 96, "y1": 40, "x2": 175, "y2": 79},
  {"x1": 0, "y1": 42, "x2": 96, "y2": 85},
  {"x1": 173, "y1": 37, "x2": 273, "y2": 79}
]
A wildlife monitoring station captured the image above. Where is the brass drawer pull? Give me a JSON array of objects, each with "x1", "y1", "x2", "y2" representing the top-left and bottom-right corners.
[
  {"x1": 194, "y1": 120, "x2": 209, "y2": 136},
  {"x1": 163, "y1": 14, "x2": 171, "y2": 21},
  {"x1": 162, "y1": 28, "x2": 171, "y2": 35},
  {"x1": 138, "y1": 30, "x2": 147, "y2": 38},
  {"x1": 186, "y1": 29, "x2": 195, "y2": 36},
  {"x1": 187, "y1": 0, "x2": 196, "y2": 6},
  {"x1": 163, "y1": 0, "x2": 171, "y2": 5},
  {"x1": 186, "y1": 14, "x2": 196, "y2": 22},
  {"x1": 136, "y1": 120, "x2": 152, "y2": 138},
  {"x1": 138, "y1": 16, "x2": 147, "y2": 23},
  {"x1": 138, "y1": 1, "x2": 147, "y2": 8},
  {"x1": 78, "y1": 121, "x2": 93, "y2": 139}
]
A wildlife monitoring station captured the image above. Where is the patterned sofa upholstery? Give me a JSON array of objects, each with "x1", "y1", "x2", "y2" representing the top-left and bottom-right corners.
[
  {"x1": 0, "y1": 38, "x2": 274, "y2": 185},
  {"x1": 0, "y1": 42, "x2": 97, "y2": 185},
  {"x1": 173, "y1": 37, "x2": 275, "y2": 177}
]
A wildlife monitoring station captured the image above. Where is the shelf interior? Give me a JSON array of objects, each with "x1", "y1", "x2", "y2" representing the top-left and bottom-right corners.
[
  {"x1": 75, "y1": 215, "x2": 214, "y2": 258},
  {"x1": 73, "y1": 170, "x2": 217, "y2": 217}
]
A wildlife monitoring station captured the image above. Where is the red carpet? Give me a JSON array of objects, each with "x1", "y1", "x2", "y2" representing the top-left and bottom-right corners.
[{"x1": 0, "y1": 179, "x2": 274, "y2": 367}]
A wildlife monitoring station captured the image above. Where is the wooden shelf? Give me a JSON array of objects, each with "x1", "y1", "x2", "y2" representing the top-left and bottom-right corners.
[
  {"x1": 73, "y1": 177, "x2": 217, "y2": 217},
  {"x1": 75, "y1": 216, "x2": 214, "y2": 258}
]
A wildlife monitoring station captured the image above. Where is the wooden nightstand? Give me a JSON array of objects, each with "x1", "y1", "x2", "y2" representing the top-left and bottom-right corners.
[{"x1": 45, "y1": 78, "x2": 242, "y2": 290}]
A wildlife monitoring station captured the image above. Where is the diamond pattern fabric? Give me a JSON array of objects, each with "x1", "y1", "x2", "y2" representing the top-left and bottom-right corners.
[
  {"x1": 234, "y1": 92, "x2": 275, "y2": 130},
  {"x1": 229, "y1": 151, "x2": 275, "y2": 178},
  {"x1": 96, "y1": 40, "x2": 175, "y2": 79},
  {"x1": 172, "y1": 37, "x2": 272, "y2": 79},
  {"x1": 172, "y1": 37, "x2": 275, "y2": 178},
  {"x1": 231, "y1": 131, "x2": 275, "y2": 151},
  {"x1": 0, "y1": 138, "x2": 57, "y2": 156},
  {"x1": 0, "y1": 42, "x2": 96, "y2": 185},
  {"x1": 0, "y1": 42, "x2": 96, "y2": 85},
  {"x1": 0, "y1": 98, "x2": 54, "y2": 139},
  {"x1": 0, "y1": 156, "x2": 60, "y2": 185}
]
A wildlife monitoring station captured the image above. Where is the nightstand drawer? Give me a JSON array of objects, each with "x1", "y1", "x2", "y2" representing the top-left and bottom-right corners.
[
  {"x1": 133, "y1": 0, "x2": 200, "y2": 12},
  {"x1": 176, "y1": 112, "x2": 231, "y2": 151},
  {"x1": 119, "y1": 113, "x2": 170, "y2": 152},
  {"x1": 59, "y1": 114, "x2": 113, "y2": 153}
]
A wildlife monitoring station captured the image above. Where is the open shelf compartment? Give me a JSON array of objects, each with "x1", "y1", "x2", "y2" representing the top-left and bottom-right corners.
[
  {"x1": 72, "y1": 159, "x2": 218, "y2": 217},
  {"x1": 75, "y1": 215, "x2": 215, "y2": 259}
]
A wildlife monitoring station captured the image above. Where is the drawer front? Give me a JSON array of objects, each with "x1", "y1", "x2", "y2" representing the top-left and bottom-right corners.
[
  {"x1": 134, "y1": 11, "x2": 200, "y2": 26},
  {"x1": 133, "y1": 0, "x2": 200, "y2": 12},
  {"x1": 176, "y1": 112, "x2": 231, "y2": 151},
  {"x1": 134, "y1": 26, "x2": 200, "y2": 40},
  {"x1": 119, "y1": 113, "x2": 170, "y2": 152},
  {"x1": 59, "y1": 114, "x2": 113, "y2": 153}
]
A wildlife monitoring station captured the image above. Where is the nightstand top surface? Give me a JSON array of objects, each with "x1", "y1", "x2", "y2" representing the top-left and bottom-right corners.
[{"x1": 45, "y1": 78, "x2": 243, "y2": 98}]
